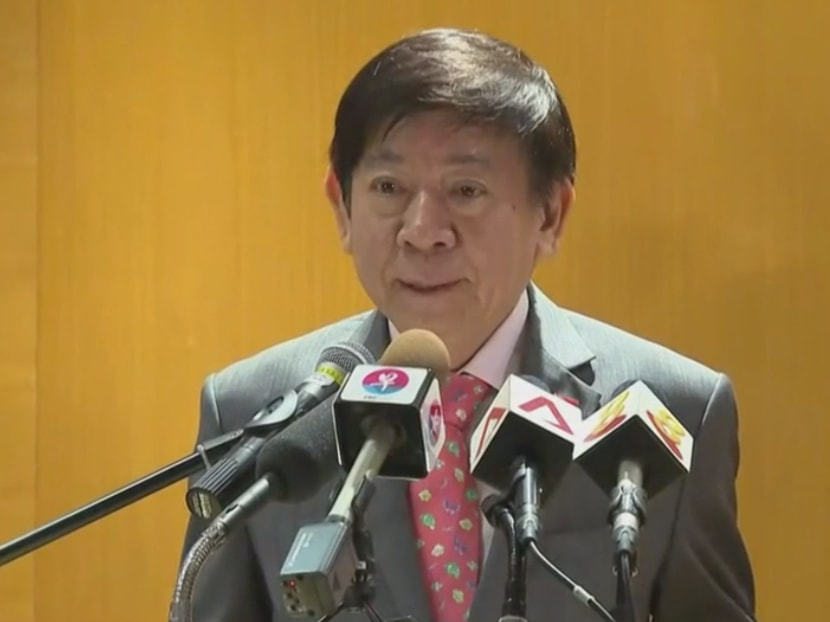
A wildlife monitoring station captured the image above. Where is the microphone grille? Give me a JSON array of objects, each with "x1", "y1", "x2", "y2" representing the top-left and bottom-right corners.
[
  {"x1": 318, "y1": 341, "x2": 375, "y2": 372},
  {"x1": 256, "y1": 398, "x2": 338, "y2": 503},
  {"x1": 378, "y1": 329, "x2": 451, "y2": 386}
]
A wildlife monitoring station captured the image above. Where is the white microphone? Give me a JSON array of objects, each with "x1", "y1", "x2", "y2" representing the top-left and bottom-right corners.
[
  {"x1": 572, "y1": 379, "x2": 694, "y2": 572},
  {"x1": 471, "y1": 375, "x2": 616, "y2": 622},
  {"x1": 331, "y1": 361, "x2": 445, "y2": 480},
  {"x1": 470, "y1": 374, "x2": 582, "y2": 543}
]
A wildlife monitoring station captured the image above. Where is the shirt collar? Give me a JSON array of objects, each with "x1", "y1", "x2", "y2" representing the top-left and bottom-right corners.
[{"x1": 387, "y1": 289, "x2": 529, "y2": 389}]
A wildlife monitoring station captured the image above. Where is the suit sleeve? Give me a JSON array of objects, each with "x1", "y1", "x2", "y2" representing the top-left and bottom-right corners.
[
  {"x1": 651, "y1": 373, "x2": 757, "y2": 621},
  {"x1": 176, "y1": 373, "x2": 272, "y2": 622}
]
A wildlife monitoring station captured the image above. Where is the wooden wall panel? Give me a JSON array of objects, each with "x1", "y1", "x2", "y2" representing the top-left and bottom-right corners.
[
  {"x1": 0, "y1": 1, "x2": 37, "y2": 622},
  {"x1": 4, "y1": 1, "x2": 824, "y2": 621},
  {"x1": 530, "y1": 4, "x2": 830, "y2": 609}
]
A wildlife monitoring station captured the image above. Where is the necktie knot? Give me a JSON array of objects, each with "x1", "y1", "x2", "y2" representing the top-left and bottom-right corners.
[{"x1": 443, "y1": 372, "x2": 491, "y2": 434}]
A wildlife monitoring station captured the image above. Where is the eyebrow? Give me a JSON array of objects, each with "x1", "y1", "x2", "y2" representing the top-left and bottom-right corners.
[{"x1": 361, "y1": 148, "x2": 493, "y2": 169}]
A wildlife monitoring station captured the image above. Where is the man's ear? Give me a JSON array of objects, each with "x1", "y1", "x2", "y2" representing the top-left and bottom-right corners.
[
  {"x1": 324, "y1": 166, "x2": 351, "y2": 254},
  {"x1": 537, "y1": 179, "x2": 575, "y2": 258}
]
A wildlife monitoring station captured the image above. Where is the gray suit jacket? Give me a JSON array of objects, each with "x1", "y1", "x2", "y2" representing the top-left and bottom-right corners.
[{"x1": 178, "y1": 283, "x2": 757, "y2": 622}]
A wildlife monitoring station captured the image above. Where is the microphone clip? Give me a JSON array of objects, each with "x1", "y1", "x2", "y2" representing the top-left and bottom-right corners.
[
  {"x1": 608, "y1": 463, "x2": 648, "y2": 577},
  {"x1": 506, "y1": 457, "x2": 543, "y2": 547}
]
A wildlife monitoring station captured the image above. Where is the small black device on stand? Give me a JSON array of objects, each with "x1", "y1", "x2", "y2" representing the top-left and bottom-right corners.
[
  {"x1": 280, "y1": 468, "x2": 418, "y2": 622},
  {"x1": 312, "y1": 476, "x2": 384, "y2": 622}
]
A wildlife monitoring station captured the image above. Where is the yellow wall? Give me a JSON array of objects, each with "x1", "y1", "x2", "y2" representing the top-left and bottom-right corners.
[
  {"x1": 1, "y1": 2, "x2": 828, "y2": 621},
  {"x1": 0, "y1": 2, "x2": 36, "y2": 620}
]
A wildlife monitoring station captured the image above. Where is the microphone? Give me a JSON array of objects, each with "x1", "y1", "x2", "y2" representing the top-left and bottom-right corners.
[
  {"x1": 185, "y1": 341, "x2": 373, "y2": 519},
  {"x1": 169, "y1": 395, "x2": 342, "y2": 622},
  {"x1": 572, "y1": 379, "x2": 693, "y2": 572},
  {"x1": 278, "y1": 329, "x2": 451, "y2": 619},
  {"x1": 331, "y1": 328, "x2": 451, "y2": 480},
  {"x1": 470, "y1": 374, "x2": 582, "y2": 543},
  {"x1": 471, "y1": 376, "x2": 617, "y2": 622}
]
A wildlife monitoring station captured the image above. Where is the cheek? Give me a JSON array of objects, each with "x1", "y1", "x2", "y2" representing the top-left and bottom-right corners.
[
  {"x1": 350, "y1": 215, "x2": 398, "y2": 249},
  {"x1": 463, "y1": 218, "x2": 537, "y2": 278},
  {"x1": 348, "y1": 215, "x2": 400, "y2": 274}
]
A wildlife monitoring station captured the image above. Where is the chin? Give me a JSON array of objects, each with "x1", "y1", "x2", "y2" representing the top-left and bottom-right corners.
[{"x1": 386, "y1": 309, "x2": 448, "y2": 335}]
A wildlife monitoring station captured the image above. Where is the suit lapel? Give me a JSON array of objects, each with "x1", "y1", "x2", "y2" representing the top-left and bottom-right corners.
[
  {"x1": 470, "y1": 283, "x2": 603, "y2": 621},
  {"x1": 520, "y1": 283, "x2": 602, "y2": 419},
  {"x1": 346, "y1": 309, "x2": 390, "y2": 365}
]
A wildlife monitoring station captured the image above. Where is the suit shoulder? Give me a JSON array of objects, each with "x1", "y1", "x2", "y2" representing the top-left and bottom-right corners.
[
  {"x1": 564, "y1": 309, "x2": 728, "y2": 406},
  {"x1": 206, "y1": 311, "x2": 372, "y2": 428}
]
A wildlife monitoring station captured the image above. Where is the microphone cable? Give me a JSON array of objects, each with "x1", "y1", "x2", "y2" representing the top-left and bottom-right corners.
[
  {"x1": 614, "y1": 551, "x2": 636, "y2": 622},
  {"x1": 527, "y1": 540, "x2": 617, "y2": 622}
]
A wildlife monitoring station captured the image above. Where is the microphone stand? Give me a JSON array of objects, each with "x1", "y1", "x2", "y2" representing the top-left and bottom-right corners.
[
  {"x1": 169, "y1": 472, "x2": 276, "y2": 622},
  {"x1": 315, "y1": 476, "x2": 384, "y2": 622},
  {"x1": 0, "y1": 428, "x2": 246, "y2": 567},
  {"x1": 614, "y1": 552, "x2": 635, "y2": 622},
  {"x1": 485, "y1": 458, "x2": 618, "y2": 622},
  {"x1": 482, "y1": 495, "x2": 527, "y2": 622},
  {"x1": 608, "y1": 463, "x2": 646, "y2": 622},
  {"x1": 279, "y1": 472, "x2": 406, "y2": 622}
]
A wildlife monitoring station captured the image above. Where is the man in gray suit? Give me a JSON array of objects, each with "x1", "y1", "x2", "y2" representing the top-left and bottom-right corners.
[{"x1": 177, "y1": 28, "x2": 757, "y2": 622}]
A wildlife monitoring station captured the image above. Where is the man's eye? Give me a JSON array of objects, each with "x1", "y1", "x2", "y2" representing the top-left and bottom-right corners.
[
  {"x1": 373, "y1": 180, "x2": 399, "y2": 194},
  {"x1": 456, "y1": 184, "x2": 484, "y2": 199}
]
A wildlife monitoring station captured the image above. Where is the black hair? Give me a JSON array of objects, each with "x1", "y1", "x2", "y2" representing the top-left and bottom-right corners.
[{"x1": 329, "y1": 27, "x2": 576, "y2": 207}]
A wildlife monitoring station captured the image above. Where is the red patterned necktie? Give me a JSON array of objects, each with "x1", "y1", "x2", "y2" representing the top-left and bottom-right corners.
[{"x1": 408, "y1": 372, "x2": 493, "y2": 622}]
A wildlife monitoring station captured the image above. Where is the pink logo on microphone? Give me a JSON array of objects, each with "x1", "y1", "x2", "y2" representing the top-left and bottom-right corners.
[
  {"x1": 361, "y1": 368, "x2": 410, "y2": 395},
  {"x1": 428, "y1": 401, "x2": 442, "y2": 446}
]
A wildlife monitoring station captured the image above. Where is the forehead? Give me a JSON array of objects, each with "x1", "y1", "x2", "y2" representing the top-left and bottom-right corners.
[{"x1": 359, "y1": 110, "x2": 523, "y2": 169}]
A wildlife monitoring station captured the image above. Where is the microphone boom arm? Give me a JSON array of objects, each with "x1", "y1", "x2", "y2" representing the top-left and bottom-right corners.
[{"x1": 0, "y1": 428, "x2": 245, "y2": 568}]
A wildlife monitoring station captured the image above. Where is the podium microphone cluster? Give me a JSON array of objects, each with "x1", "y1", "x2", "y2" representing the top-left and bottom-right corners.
[{"x1": 278, "y1": 329, "x2": 451, "y2": 620}]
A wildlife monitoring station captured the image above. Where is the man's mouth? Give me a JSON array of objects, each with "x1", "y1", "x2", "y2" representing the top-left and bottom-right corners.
[{"x1": 399, "y1": 280, "x2": 461, "y2": 294}]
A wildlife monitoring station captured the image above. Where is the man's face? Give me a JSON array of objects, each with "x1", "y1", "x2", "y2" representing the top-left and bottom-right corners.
[{"x1": 326, "y1": 110, "x2": 573, "y2": 367}]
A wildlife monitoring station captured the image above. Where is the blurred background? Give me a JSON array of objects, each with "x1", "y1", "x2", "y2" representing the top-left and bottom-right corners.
[{"x1": 1, "y1": 1, "x2": 828, "y2": 620}]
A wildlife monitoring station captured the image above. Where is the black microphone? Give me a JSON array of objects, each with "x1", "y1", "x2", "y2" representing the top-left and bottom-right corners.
[
  {"x1": 278, "y1": 329, "x2": 451, "y2": 619},
  {"x1": 185, "y1": 341, "x2": 373, "y2": 519},
  {"x1": 470, "y1": 374, "x2": 582, "y2": 544},
  {"x1": 169, "y1": 396, "x2": 343, "y2": 622}
]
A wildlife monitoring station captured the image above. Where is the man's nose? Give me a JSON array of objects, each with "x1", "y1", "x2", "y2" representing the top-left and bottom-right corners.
[{"x1": 396, "y1": 189, "x2": 456, "y2": 251}]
